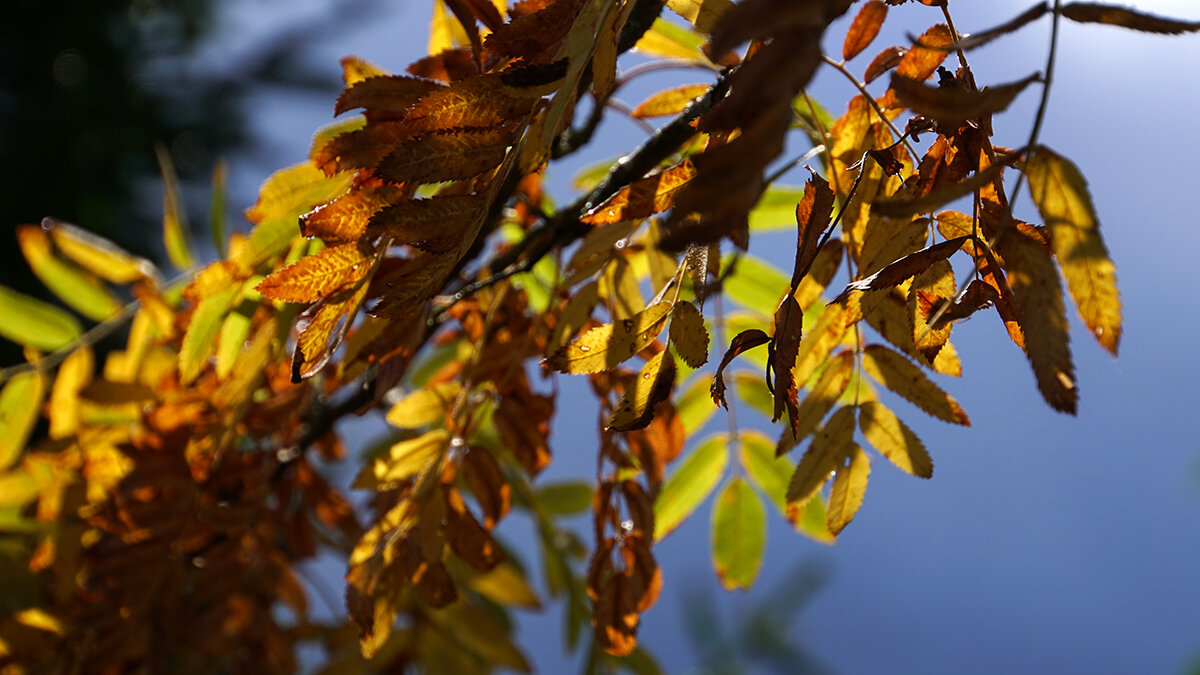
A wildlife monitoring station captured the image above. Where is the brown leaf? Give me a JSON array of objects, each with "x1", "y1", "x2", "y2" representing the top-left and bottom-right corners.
[
  {"x1": 581, "y1": 161, "x2": 696, "y2": 225},
  {"x1": 408, "y1": 48, "x2": 478, "y2": 83},
  {"x1": 367, "y1": 194, "x2": 485, "y2": 252},
  {"x1": 499, "y1": 59, "x2": 569, "y2": 89},
  {"x1": 300, "y1": 185, "x2": 405, "y2": 242},
  {"x1": 377, "y1": 126, "x2": 515, "y2": 184},
  {"x1": 939, "y1": 3, "x2": 1049, "y2": 52},
  {"x1": 836, "y1": 236, "x2": 968, "y2": 299},
  {"x1": 256, "y1": 242, "x2": 373, "y2": 303},
  {"x1": 791, "y1": 172, "x2": 836, "y2": 287},
  {"x1": 710, "y1": 329, "x2": 771, "y2": 408},
  {"x1": 462, "y1": 446, "x2": 511, "y2": 530},
  {"x1": 404, "y1": 75, "x2": 537, "y2": 132},
  {"x1": 486, "y1": 0, "x2": 580, "y2": 58},
  {"x1": 445, "y1": 488, "x2": 504, "y2": 571},
  {"x1": 313, "y1": 120, "x2": 416, "y2": 175},
  {"x1": 334, "y1": 75, "x2": 443, "y2": 117},
  {"x1": 770, "y1": 295, "x2": 804, "y2": 435},
  {"x1": 873, "y1": 159, "x2": 1012, "y2": 218},
  {"x1": 922, "y1": 279, "x2": 1000, "y2": 328},
  {"x1": 896, "y1": 23, "x2": 953, "y2": 80},
  {"x1": 864, "y1": 45, "x2": 906, "y2": 83},
  {"x1": 843, "y1": 0, "x2": 888, "y2": 61},
  {"x1": 890, "y1": 72, "x2": 1040, "y2": 126},
  {"x1": 1060, "y1": 2, "x2": 1200, "y2": 34}
]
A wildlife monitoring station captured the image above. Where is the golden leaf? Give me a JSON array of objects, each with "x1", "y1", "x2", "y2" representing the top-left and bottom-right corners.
[
  {"x1": 386, "y1": 382, "x2": 463, "y2": 429},
  {"x1": 543, "y1": 302, "x2": 672, "y2": 374},
  {"x1": 669, "y1": 300, "x2": 709, "y2": 368},
  {"x1": 1025, "y1": 146, "x2": 1121, "y2": 354},
  {"x1": 245, "y1": 161, "x2": 354, "y2": 224},
  {"x1": 48, "y1": 346, "x2": 93, "y2": 439},
  {"x1": 581, "y1": 161, "x2": 696, "y2": 225},
  {"x1": 377, "y1": 126, "x2": 514, "y2": 184},
  {"x1": 15, "y1": 225, "x2": 122, "y2": 322},
  {"x1": 843, "y1": 0, "x2": 888, "y2": 61},
  {"x1": 368, "y1": 194, "x2": 485, "y2": 252},
  {"x1": 300, "y1": 185, "x2": 405, "y2": 242},
  {"x1": 793, "y1": 301, "x2": 848, "y2": 388},
  {"x1": 826, "y1": 443, "x2": 869, "y2": 535},
  {"x1": 548, "y1": 280, "x2": 600, "y2": 351},
  {"x1": 256, "y1": 242, "x2": 373, "y2": 304},
  {"x1": 664, "y1": 0, "x2": 733, "y2": 33},
  {"x1": 864, "y1": 45, "x2": 906, "y2": 84},
  {"x1": 777, "y1": 349, "x2": 854, "y2": 456},
  {"x1": 43, "y1": 219, "x2": 157, "y2": 284},
  {"x1": 354, "y1": 429, "x2": 449, "y2": 490},
  {"x1": 785, "y1": 405, "x2": 855, "y2": 505},
  {"x1": 895, "y1": 23, "x2": 952, "y2": 80},
  {"x1": 859, "y1": 400, "x2": 933, "y2": 478},
  {"x1": 860, "y1": 289, "x2": 962, "y2": 377},
  {"x1": 293, "y1": 282, "x2": 370, "y2": 381},
  {"x1": 630, "y1": 84, "x2": 712, "y2": 119},
  {"x1": 794, "y1": 239, "x2": 844, "y2": 310},
  {"x1": 861, "y1": 344, "x2": 969, "y2": 425},
  {"x1": 608, "y1": 351, "x2": 676, "y2": 431},
  {"x1": 909, "y1": 258, "x2": 955, "y2": 361}
]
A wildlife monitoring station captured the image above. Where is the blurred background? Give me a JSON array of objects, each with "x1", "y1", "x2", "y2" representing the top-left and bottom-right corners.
[{"x1": 5, "y1": 0, "x2": 1200, "y2": 672}]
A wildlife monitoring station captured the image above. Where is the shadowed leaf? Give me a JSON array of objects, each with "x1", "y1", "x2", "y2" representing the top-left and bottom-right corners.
[
  {"x1": 861, "y1": 344, "x2": 969, "y2": 425},
  {"x1": 859, "y1": 400, "x2": 933, "y2": 477},
  {"x1": 890, "y1": 72, "x2": 1040, "y2": 125},
  {"x1": 826, "y1": 443, "x2": 869, "y2": 534},
  {"x1": 1060, "y1": 2, "x2": 1200, "y2": 34},
  {"x1": 544, "y1": 302, "x2": 672, "y2": 374}
]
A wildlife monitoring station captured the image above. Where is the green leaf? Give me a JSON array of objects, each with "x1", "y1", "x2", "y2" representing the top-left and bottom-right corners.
[
  {"x1": 179, "y1": 285, "x2": 241, "y2": 385},
  {"x1": 722, "y1": 254, "x2": 790, "y2": 318},
  {"x1": 16, "y1": 226, "x2": 122, "y2": 322},
  {"x1": 749, "y1": 185, "x2": 807, "y2": 232},
  {"x1": 0, "y1": 286, "x2": 81, "y2": 351},
  {"x1": 654, "y1": 433, "x2": 728, "y2": 540},
  {"x1": 533, "y1": 481, "x2": 594, "y2": 517},
  {"x1": 571, "y1": 156, "x2": 620, "y2": 191},
  {"x1": 732, "y1": 371, "x2": 774, "y2": 419},
  {"x1": 156, "y1": 144, "x2": 197, "y2": 271},
  {"x1": 214, "y1": 304, "x2": 254, "y2": 380},
  {"x1": 0, "y1": 371, "x2": 46, "y2": 470},
  {"x1": 675, "y1": 373, "x2": 717, "y2": 435},
  {"x1": 711, "y1": 477, "x2": 767, "y2": 591},
  {"x1": 740, "y1": 430, "x2": 834, "y2": 543}
]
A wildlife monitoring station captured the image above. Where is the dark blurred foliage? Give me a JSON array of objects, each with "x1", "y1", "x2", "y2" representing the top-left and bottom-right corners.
[{"x1": 0, "y1": 0, "x2": 368, "y2": 366}]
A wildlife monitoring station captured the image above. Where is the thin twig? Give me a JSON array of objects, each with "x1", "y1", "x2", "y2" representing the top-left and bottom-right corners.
[
  {"x1": 1008, "y1": 0, "x2": 1062, "y2": 209},
  {"x1": 820, "y1": 55, "x2": 920, "y2": 165}
]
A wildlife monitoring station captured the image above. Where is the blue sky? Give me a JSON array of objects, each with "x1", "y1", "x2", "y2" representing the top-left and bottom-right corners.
[{"x1": 205, "y1": 1, "x2": 1200, "y2": 672}]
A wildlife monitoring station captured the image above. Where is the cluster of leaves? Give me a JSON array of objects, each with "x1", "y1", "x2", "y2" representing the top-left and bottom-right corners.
[{"x1": 0, "y1": 0, "x2": 1196, "y2": 671}]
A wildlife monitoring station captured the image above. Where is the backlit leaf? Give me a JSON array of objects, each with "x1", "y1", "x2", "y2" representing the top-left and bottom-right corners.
[
  {"x1": 1060, "y1": 3, "x2": 1200, "y2": 34},
  {"x1": 301, "y1": 185, "x2": 405, "y2": 242},
  {"x1": 654, "y1": 433, "x2": 728, "y2": 540},
  {"x1": 179, "y1": 285, "x2": 241, "y2": 385},
  {"x1": 792, "y1": 301, "x2": 848, "y2": 388},
  {"x1": 675, "y1": 375, "x2": 718, "y2": 435},
  {"x1": 861, "y1": 345, "x2": 968, "y2": 425},
  {"x1": 386, "y1": 382, "x2": 463, "y2": 429},
  {"x1": 896, "y1": 23, "x2": 953, "y2": 80},
  {"x1": 631, "y1": 84, "x2": 712, "y2": 119},
  {"x1": 354, "y1": 429, "x2": 449, "y2": 490},
  {"x1": 710, "y1": 329, "x2": 770, "y2": 408},
  {"x1": 581, "y1": 161, "x2": 696, "y2": 225},
  {"x1": 335, "y1": 74, "x2": 442, "y2": 117},
  {"x1": 245, "y1": 161, "x2": 354, "y2": 224},
  {"x1": 608, "y1": 351, "x2": 676, "y2": 431},
  {"x1": 837, "y1": 236, "x2": 968, "y2": 299},
  {"x1": 377, "y1": 126, "x2": 514, "y2": 184},
  {"x1": 404, "y1": 74, "x2": 536, "y2": 131},
  {"x1": 44, "y1": 219, "x2": 156, "y2": 284},
  {"x1": 0, "y1": 285, "x2": 81, "y2": 350},
  {"x1": 534, "y1": 481, "x2": 595, "y2": 517},
  {"x1": 669, "y1": 301, "x2": 709, "y2": 368},
  {"x1": 544, "y1": 302, "x2": 672, "y2": 374},
  {"x1": 722, "y1": 254, "x2": 790, "y2": 317},
  {"x1": 1025, "y1": 146, "x2": 1121, "y2": 354},
  {"x1": 777, "y1": 349, "x2": 854, "y2": 456},
  {"x1": 711, "y1": 477, "x2": 766, "y2": 591},
  {"x1": 369, "y1": 195, "x2": 485, "y2": 252},
  {"x1": 256, "y1": 242, "x2": 373, "y2": 303},
  {"x1": 826, "y1": 443, "x2": 869, "y2": 534},
  {"x1": 156, "y1": 145, "x2": 196, "y2": 270},
  {"x1": 785, "y1": 405, "x2": 855, "y2": 504},
  {"x1": 634, "y1": 17, "x2": 708, "y2": 61},
  {"x1": 214, "y1": 306, "x2": 252, "y2": 380},
  {"x1": 16, "y1": 225, "x2": 122, "y2": 321},
  {"x1": 0, "y1": 371, "x2": 46, "y2": 470},
  {"x1": 664, "y1": 0, "x2": 733, "y2": 33},
  {"x1": 843, "y1": 0, "x2": 888, "y2": 61},
  {"x1": 48, "y1": 345, "x2": 92, "y2": 438},
  {"x1": 864, "y1": 45, "x2": 906, "y2": 84},
  {"x1": 859, "y1": 400, "x2": 933, "y2": 477}
]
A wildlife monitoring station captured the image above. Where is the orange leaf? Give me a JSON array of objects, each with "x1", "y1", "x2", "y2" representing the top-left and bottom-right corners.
[
  {"x1": 256, "y1": 242, "x2": 373, "y2": 303},
  {"x1": 367, "y1": 194, "x2": 484, "y2": 252},
  {"x1": 843, "y1": 0, "x2": 888, "y2": 61},
  {"x1": 896, "y1": 23, "x2": 953, "y2": 81},
  {"x1": 404, "y1": 74, "x2": 536, "y2": 132},
  {"x1": 313, "y1": 121, "x2": 415, "y2": 175},
  {"x1": 581, "y1": 161, "x2": 696, "y2": 225},
  {"x1": 335, "y1": 75, "x2": 443, "y2": 117},
  {"x1": 377, "y1": 126, "x2": 515, "y2": 184},
  {"x1": 864, "y1": 45, "x2": 905, "y2": 84},
  {"x1": 301, "y1": 185, "x2": 406, "y2": 242},
  {"x1": 668, "y1": 300, "x2": 710, "y2": 368}
]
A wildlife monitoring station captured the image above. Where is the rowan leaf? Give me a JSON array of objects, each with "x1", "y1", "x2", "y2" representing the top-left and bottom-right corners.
[
  {"x1": 676, "y1": 374, "x2": 718, "y2": 435},
  {"x1": 377, "y1": 126, "x2": 514, "y2": 184},
  {"x1": 0, "y1": 371, "x2": 47, "y2": 470},
  {"x1": 770, "y1": 295, "x2": 804, "y2": 434},
  {"x1": 998, "y1": 228, "x2": 1077, "y2": 413},
  {"x1": 837, "y1": 236, "x2": 968, "y2": 299},
  {"x1": 354, "y1": 429, "x2": 449, "y2": 490},
  {"x1": 300, "y1": 185, "x2": 405, "y2": 242},
  {"x1": 711, "y1": 477, "x2": 767, "y2": 591},
  {"x1": 792, "y1": 301, "x2": 848, "y2": 388},
  {"x1": 16, "y1": 225, "x2": 122, "y2": 322},
  {"x1": 634, "y1": 17, "x2": 708, "y2": 61},
  {"x1": 669, "y1": 301, "x2": 709, "y2": 368},
  {"x1": 896, "y1": 24, "x2": 953, "y2": 80},
  {"x1": 335, "y1": 74, "x2": 443, "y2": 117},
  {"x1": 864, "y1": 45, "x2": 906, "y2": 83},
  {"x1": 890, "y1": 72, "x2": 1040, "y2": 126},
  {"x1": 534, "y1": 481, "x2": 595, "y2": 517},
  {"x1": 245, "y1": 161, "x2": 355, "y2": 224},
  {"x1": 292, "y1": 283, "x2": 370, "y2": 381},
  {"x1": 941, "y1": 3, "x2": 1049, "y2": 52},
  {"x1": 722, "y1": 254, "x2": 790, "y2": 317},
  {"x1": 0, "y1": 285, "x2": 81, "y2": 351},
  {"x1": 581, "y1": 161, "x2": 696, "y2": 225},
  {"x1": 873, "y1": 160, "x2": 1010, "y2": 218},
  {"x1": 777, "y1": 349, "x2": 854, "y2": 456},
  {"x1": 1025, "y1": 146, "x2": 1121, "y2": 354},
  {"x1": 179, "y1": 285, "x2": 241, "y2": 385},
  {"x1": 795, "y1": 240, "x2": 844, "y2": 310},
  {"x1": 156, "y1": 145, "x2": 196, "y2": 270},
  {"x1": 43, "y1": 219, "x2": 157, "y2": 284},
  {"x1": 791, "y1": 172, "x2": 835, "y2": 287},
  {"x1": 909, "y1": 258, "x2": 955, "y2": 361},
  {"x1": 631, "y1": 84, "x2": 712, "y2": 119},
  {"x1": 544, "y1": 302, "x2": 672, "y2": 374},
  {"x1": 404, "y1": 74, "x2": 536, "y2": 131},
  {"x1": 826, "y1": 443, "x2": 869, "y2": 535},
  {"x1": 1060, "y1": 3, "x2": 1200, "y2": 34},
  {"x1": 859, "y1": 400, "x2": 933, "y2": 477},
  {"x1": 48, "y1": 345, "x2": 92, "y2": 439},
  {"x1": 256, "y1": 242, "x2": 372, "y2": 304},
  {"x1": 654, "y1": 433, "x2": 728, "y2": 540},
  {"x1": 368, "y1": 194, "x2": 485, "y2": 251},
  {"x1": 664, "y1": 0, "x2": 733, "y2": 33},
  {"x1": 861, "y1": 344, "x2": 968, "y2": 425},
  {"x1": 214, "y1": 306, "x2": 253, "y2": 380},
  {"x1": 785, "y1": 405, "x2": 855, "y2": 505},
  {"x1": 710, "y1": 329, "x2": 770, "y2": 408},
  {"x1": 608, "y1": 351, "x2": 677, "y2": 431},
  {"x1": 843, "y1": 0, "x2": 888, "y2": 61}
]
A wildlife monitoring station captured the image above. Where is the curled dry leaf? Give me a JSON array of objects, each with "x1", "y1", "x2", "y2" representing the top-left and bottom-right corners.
[
  {"x1": 1059, "y1": 2, "x2": 1200, "y2": 34},
  {"x1": 864, "y1": 45, "x2": 906, "y2": 83},
  {"x1": 710, "y1": 329, "x2": 771, "y2": 408},
  {"x1": 890, "y1": 72, "x2": 1040, "y2": 126}
]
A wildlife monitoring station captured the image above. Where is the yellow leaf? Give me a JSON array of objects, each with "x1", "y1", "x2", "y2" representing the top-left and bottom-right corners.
[
  {"x1": 860, "y1": 289, "x2": 962, "y2": 377},
  {"x1": 634, "y1": 17, "x2": 708, "y2": 61},
  {"x1": 608, "y1": 351, "x2": 676, "y2": 431},
  {"x1": 16, "y1": 225, "x2": 122, "y2": 322},
  {"x1": 654, "y1": 433, "x2": 728, "y2": 540},
  {"x1": 354, "y1": 429, "x2": 449, "y2": 490},
  {"x1": 544, "y1": 302, "x2": 672, "y2": 374},
  {"x1": 1025, "y1": 146, "x2": 1121, "y2": 354},
  {"x1": 777, "y1": 350, "x2": 854, "y2": 456},
  {"x1": 340, "y1": 55, "x2": 388, "y2": 86},
  {"x1": 669, "y1": 300, "x2": 709, "y2": 368},
  {"x1": 214, "y1": 307, "x2": 253, "y2": 380},
  {"x1": 179, "y1": 284, "x2": 242, "y2": 385},
  {"x1": 909, "y1": 259, "x2": 955, "y2": 362},
  {"x1": 785, "y1": 405, "x2": 855, "y2": 505},
  {"x1": 738, "y1": 430, "x2": 835, "y2": 543},
  {"x1": 631, "y1": 84, "x2": 712, "y2": 119},
  {"x1": 792, "y1": 301, "x2": 848, "y2": 387},
  {"x1": 0, "y1": 285, "x2": 81, "y2": 351},
  {"x1": 664, "y1": 0, "x2": 733, "y2": 33},
  {"x1": 0, "y1": 370, "x2": 46, "y2": 470},
  {"x1": 386, "y1": 382, "x2": 463, "y2": 429},
  {"x1": 245, "y1": 161, "x2": 354, "y2": 224},
  {"x1": 583, "y1": 161, "x2": 697, "y2": 225},
  {"x1": 826, "y1": 443, "x2": 869, "y2": 535},
  {"x1": 711, "y1": 477, "x2": 767, "y2": 591},
  {"x1": 859, "y1": 400, "x2": 933, "y2": 478},
  {"x1": 43, "y1": 219, "x2": 157, "y2": 284},
  {"x1": 48, "y1": 346, "x2": 93, "y2": 439},
  {"x1": 155, "y1": 144, "x2": 196, "y2": 271},
  {"x1": 256, "y1": 242, "x2": 373, "y2": 303},
  {"x1": 861, "y1": 345, "x2": 969, "y2": 425},
  {"x1": 548, "y1": 280, "x2": 600, "y2": 352}
]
